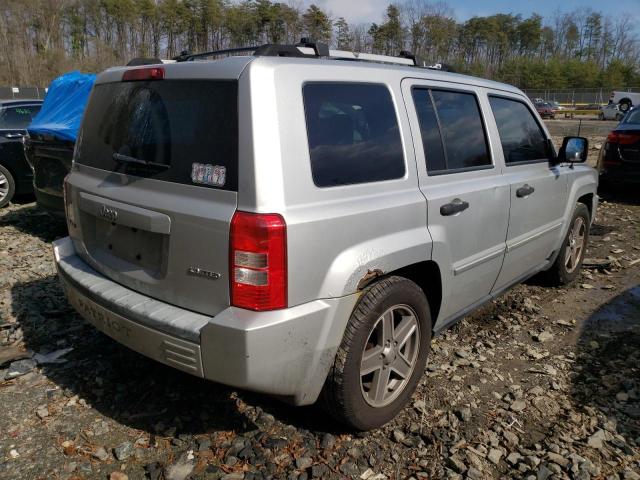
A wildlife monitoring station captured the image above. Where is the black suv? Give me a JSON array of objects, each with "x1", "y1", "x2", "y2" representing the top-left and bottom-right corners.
[{"x1": 0, "y1": 99, "x2": 43, "y2": 207}]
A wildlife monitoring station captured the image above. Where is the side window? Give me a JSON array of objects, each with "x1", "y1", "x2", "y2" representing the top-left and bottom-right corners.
[
  {"x1": 0, "y1": 105, "x2": 41, "y2": 129},
  {"x1": 489, "y1": 96, "x2": 549, "y2": 164},
  {"x1": 303, "y1": 83, "x2": 405, "y2": 187},
  {"x1": 411, "y1": 89, "x2": 446, "y2": 172},
  {"x1": 412, "y1": 88, "x2": 491, "y2": 174}
]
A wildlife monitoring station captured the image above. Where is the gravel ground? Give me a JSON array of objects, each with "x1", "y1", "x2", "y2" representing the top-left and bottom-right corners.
[{"x1": 0, "y1": 127, "x2": 639, "y2": 480}]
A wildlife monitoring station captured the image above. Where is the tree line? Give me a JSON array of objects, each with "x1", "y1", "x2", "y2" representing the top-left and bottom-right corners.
[{"x1": 0, "y1": 0, "x2": 638, "y2": 90}]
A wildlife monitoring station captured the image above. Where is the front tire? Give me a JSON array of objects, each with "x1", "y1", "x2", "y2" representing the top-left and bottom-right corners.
[
  {"x1": 544, "y1": 203, "x2": 590, "y2": 286},
  {"x1": 0, "y1": 164, "x2": 16, "y2": 208},
  {"x1": 321, "y1": 276, "x2": 431, "y2": 430}
]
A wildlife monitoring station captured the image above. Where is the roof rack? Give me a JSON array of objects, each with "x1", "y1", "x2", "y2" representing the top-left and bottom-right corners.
[{"x1": 170, "y1": 38, "x2": 454, "y2": 71}]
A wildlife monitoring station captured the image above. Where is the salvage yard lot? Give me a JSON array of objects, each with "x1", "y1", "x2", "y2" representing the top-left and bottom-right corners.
[{"x1": 0, "y1": 120, "x2": 639, "y2": 480}]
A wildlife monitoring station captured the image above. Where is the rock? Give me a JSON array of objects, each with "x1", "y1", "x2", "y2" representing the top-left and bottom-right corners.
[
  {"x1": 221, "y1": 474, "x2": 245, "y2": 480},
  {"x1": 488, "y1": 448, "x2": 503, "y2": 465},
  {"x1": 534, "y1": 331, "x2": 554, "y2": 343},
  {"x1": 467, "y1": 467, "x2": 482, "y2": 480},
  {"x1": 320, "y1": 433, "x2": 336, "y2": 449},
  {"x1": 109, "y1": 473, "x2": 129, "y2": 480},
  {"x1": 311, "y1": 464, "x2": 330, "y2": 478},
  {"x1": 340, "y1": 462, "x2": 360, "y2": 476},
  {"x1": 296, "y1": 457, "x2": 313, "y2": 470},
  {"x1": 93, "y1": 446, "x2": 110, "y2": 461},
  {"x1": 507, "y1": 452, "x2": 523, "y2": 465},
  {"x1": 447, "y1": 455, "x2": 467, "y2": 473},
  {"x1": 503, "y1": 431, "x2": 519, "y2": 447},
  {"x1": 456, "y1": 407, "x2": 472, "y2": 422},
  {"x1": 36, "y1": 405, "x2": 49, "y2": 419},
  {"x1": 7, "y1": 358, "x2": 36, "y2": 378},
  {"x1": 114, "y1": 441, "x2": 133, "y2": 461},
  {"x1": 510, "y1": 400, "x2": 527, "y2": 412},
  {"x1": 197, "y1": 438, "x2": 212, "y2": 451},
  {"x1": 0, "y1": 345, "x2": 31, "y2": 366},
  {"x1": 587, "y1": 429, "x2": 606, "y2": 450},
  {"x1": 165, "y1": 457, "x2": 195, "y2": 480},
  {"x1": 392, "y1": 429, "x2": 405, "y2": 443},
  {"x1": 9, "y1": 449, "x2": 19, "y2": 458},
  {"x1": 616, "y1": 392, "x2": 629, "y2": 402},
  {"x1": 623, "y1": 470, "x2": 640, "y2": 480},
  {"x1": 254, "y1": 411, "x2": 275, "y2": 429},
  {"x1": 537, "y1": 465, "x2": 553, "y2": 480},
  {"x1": 547, "y1": 452, "x2": 569, "y2": 468}
]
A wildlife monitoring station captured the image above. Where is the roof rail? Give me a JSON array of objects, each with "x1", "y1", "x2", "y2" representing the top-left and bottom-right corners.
[{"x1": 171, "y1": 38, "x2": 452, "y2": 71}]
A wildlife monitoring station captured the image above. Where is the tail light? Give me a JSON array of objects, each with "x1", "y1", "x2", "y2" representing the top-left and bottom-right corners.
[
  {"x1": 608, "y1": 131, "x2": 640, "y2": 145},
  {"x1": 122, "y1": 67, "x2": 164, "y2": 81},
  {"x1": 230, "y1": 211, "x2": 287, "y2": 311},
  {"x1": 63, "y1": 174, "x2": 76, "y2": 228}
]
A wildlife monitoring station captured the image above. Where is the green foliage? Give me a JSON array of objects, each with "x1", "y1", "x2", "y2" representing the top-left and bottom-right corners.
[{"x1": 0, "y1": 0, "x2": 637, "y2": 89}]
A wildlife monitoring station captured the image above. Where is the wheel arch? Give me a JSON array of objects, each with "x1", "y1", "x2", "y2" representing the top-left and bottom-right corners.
[{"x1": 359, "y1": 260, "x2": 443, "y2": 330}]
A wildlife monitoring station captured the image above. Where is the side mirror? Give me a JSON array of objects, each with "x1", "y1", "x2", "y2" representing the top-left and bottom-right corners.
[{"x1": 558, "y1": 136, "x2": 588, "y2": 163}]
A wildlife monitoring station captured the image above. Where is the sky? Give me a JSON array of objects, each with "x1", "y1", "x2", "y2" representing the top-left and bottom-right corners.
[{"x1": 306, "y1": 0, "x2": 640, "y2": 26}]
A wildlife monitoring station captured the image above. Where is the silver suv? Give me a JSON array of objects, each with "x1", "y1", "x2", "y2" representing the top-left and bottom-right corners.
[{"x1": 53, "y1": 42, "x2": 598, "y2": 430}]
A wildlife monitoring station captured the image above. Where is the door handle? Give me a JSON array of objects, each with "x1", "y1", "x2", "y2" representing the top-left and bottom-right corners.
[
  {"x1": 516, "y1": 184, "x2": 535, "y2": 198},
  {"x1": 440, "y1": 198, "x2": 470, "y2": 216},
  {"x1": 4, "y1": 133, "x2": 23, "y2": 139}
]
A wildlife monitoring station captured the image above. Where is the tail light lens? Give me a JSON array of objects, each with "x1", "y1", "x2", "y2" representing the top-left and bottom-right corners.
[
  {"x1": 607, "y1": 131, "x2": 640, "y2": 145},
  {"x1": 230, "y1": 211, "x2": 287, "y2": 311},
  {"x1": 122, "y1": 67, "x2": 164, "y2": 81},
  {"x1": 63, "y1": 174, "x2": 76, "y2": 228}
]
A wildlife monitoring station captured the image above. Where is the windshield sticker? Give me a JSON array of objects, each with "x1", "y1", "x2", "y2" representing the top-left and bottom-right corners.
[{"x1": 191, "y1": 163, "x2": 226, "y2": 187}]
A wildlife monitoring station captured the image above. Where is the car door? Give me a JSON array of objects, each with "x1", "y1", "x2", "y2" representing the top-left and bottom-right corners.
[
  {"x1": 402, "y1": 80, "x2": 510, "y2": 328},
  {"x1": 0, "y1": 104, "x2": 42, "y2": 192},
  {"x1": 486, "y1": 94, "x2": 569, "y2": 292}
]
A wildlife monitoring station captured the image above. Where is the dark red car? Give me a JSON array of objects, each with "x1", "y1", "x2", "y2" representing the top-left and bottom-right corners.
[{"x1": 534, "y1": 101, "x2": 555, "y2": 119}]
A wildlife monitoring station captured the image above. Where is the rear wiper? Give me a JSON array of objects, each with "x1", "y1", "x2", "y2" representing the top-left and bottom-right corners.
[{"x1": 113, "y1": 152, "x2": 169, "y2": 170}]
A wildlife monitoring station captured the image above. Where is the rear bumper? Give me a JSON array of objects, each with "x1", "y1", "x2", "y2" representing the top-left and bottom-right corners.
[{"x1": 53, "y1": 237, "x2": 357, "y2": 405}]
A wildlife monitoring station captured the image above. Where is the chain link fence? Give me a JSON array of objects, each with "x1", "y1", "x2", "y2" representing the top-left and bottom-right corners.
[
  {"x1": 0, "y1": 86, "x2": 47, "y2": 100},
  {"x1": 522, "y1": 87, "x2": 640, "y2": 106}
]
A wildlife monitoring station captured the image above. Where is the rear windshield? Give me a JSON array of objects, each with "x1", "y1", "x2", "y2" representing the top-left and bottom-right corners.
[{"x1": 76, "y1": 80, "x2": 238, "y2": 191}]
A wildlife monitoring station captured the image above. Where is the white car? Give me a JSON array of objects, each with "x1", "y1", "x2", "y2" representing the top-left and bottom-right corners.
[
  {"x1": 610, "y1": 91, "x2": 640, "y2": 113},
  {"x1": 599, "y1": 103, "x2": 625, "y2": 121}
]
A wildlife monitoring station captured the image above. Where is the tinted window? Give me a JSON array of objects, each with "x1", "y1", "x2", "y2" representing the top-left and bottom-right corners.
[
  {"x1": 77, "y1": 80, "x2": 238, "y2": 191},
  {"x1": 303, "y1": 83, "x2": 405, "y2": 187},
  {"x1": 623, "y1": 109, "x2": 640, "y2": 124},
  {"x1": 489, "y1": 96, "x2": 549, "y2": 164},
  {"x1": 0, "y1": 105, "x2": 41, "y2": 129},
  {"x1": 430, "y1": 90, "x2": 491, "y2": 171},
  {"x1": 412, "y1": 89, "x2": 446, "y2": 172}
]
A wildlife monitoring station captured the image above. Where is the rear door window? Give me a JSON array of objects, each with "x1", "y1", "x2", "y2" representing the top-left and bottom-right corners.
[
  {"x1": 77, "y1": 80, "x2": 238, "y2": 191},
  {"x1": 489, "y1": 96, "x2": 549, "y2": 164},
  {"x1": 303, "y1": 83, "x2": 405, "y2": 187},
  {"x1": 412, "y1": 88, "x2": 491, "y2": 174},
  {"x1": 0, "y1": 105, "x2": 41, "y2": 129}
]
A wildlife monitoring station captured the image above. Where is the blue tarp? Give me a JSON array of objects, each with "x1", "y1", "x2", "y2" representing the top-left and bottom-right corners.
[{"x1": 28, "y1": 71, "x2": 96, "y2": 142}]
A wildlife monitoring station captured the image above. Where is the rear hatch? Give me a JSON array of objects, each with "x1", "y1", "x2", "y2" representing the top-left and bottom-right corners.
[{"x1": 67, "y1": 64, "x2": 244, "y2": 317}]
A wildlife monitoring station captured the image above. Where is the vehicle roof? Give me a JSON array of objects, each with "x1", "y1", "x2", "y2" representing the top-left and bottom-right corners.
[
  {"x1": 0, "y1": 99, "x2": 43, "y2": 106},
  {"x1": 96, "y1": 55, "x2": 524, "y2": 97}
]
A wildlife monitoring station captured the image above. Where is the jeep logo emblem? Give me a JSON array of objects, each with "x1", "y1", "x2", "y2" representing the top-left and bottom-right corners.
[{"x1": 99, "y1": 205, "x2": 118, "y2": 222}]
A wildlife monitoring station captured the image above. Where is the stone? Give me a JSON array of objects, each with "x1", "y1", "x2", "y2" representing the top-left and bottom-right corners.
[
  {"x1": 535, "y1": 331, "x2": 554, "y2": 343},
  {"x1": 456, "y1": 407, "x2": 472, "y2": 422},
  {"x1": 254, "y1": 411, "x2": 275, "y2": 429},
  {"x1": 507, "y1": 452, "x2": 523, "y2": 465},
  {"x1": 547, "y1": 452, "x2": 569, "y2": 468},
  {"x1": 113, "y1": 441, "x2": 133, "y2": 461},
  {"x1": 392, "y1": 429, "x2": 405, "y2": 443},
  {"x1": 36, "y1": 405, "x2": 49, "y2": 419},
  {"x1": 296, "y1": 457, "x2": 313, "y2": 470},
  {"x1": 165, "y1": 457, "x2": 195, "y2": 480},
  {"x1": 616, "y1": 392, "x2": 629, "y2": 402},
  {"x1": 221, "y1": 474, "x2": 245, "y2": 480},
  {"x1": 488, "y1": 448, "x2": 503, "y2": 465},
  {"x1": 110, "y1": 473, "x2": 129, "y2": 480},
  {"x1": 587, "y1": 429, "x2": 606, "y2": 450},
  {"x1": 7, "y1": 359, "x2": 36, "y2": 378},
  {"x1": 311, "y1": 464, "x2": 330, "y2": 478},
  {"x1": 510, "y1": 400, "x2": 527, "y2": 412},
  {"x1": 320, "y1": 433, "x2": 336, "y2": 449},
  {"x1": 340, "y1": 462, "x2": 360, "y2": 476},
  {"x1": 446, "y1": 455, "x2": 467, "y2": 473},
  {"x1": 467, "y1": 467, "x2": 482, "y2": 480},
  {"x1": 537, "y1": 465, "x2": 553, "y2": 480},
  {"x1": 503, "y1": 431, "x2": 519, "y2": 447},
  {"x1": 93, "y1": 446, "x2": 110, "y2": 461}
]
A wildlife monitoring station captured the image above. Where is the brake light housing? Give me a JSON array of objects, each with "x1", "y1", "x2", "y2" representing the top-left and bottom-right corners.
[
  {"x1": 607, "y1": 131, "x2": 640, "y2": 145},
  {"x1": 230, "y1": 211, "x2": 287, "y2": 311},
  {"x1": 122, "y1": 67, "x2": 164, "y2": 82}
]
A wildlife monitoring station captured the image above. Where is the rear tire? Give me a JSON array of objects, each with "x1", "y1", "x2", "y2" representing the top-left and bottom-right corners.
[
  {"x1": 619, "y1": 101, "x2": 631, "y2": 113},
  {"x1": 598, "y1": 112, "x2": 604, "y2": 120},
  {"x1": 0, "y1": 164, "x2": 16, "y2": 208},
  {"x1": 321, "y1": 276, "x2": 431, "y2": 430},
  {"x1": 543, "y1": 203, "x2": 590, "y2": 286}
]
